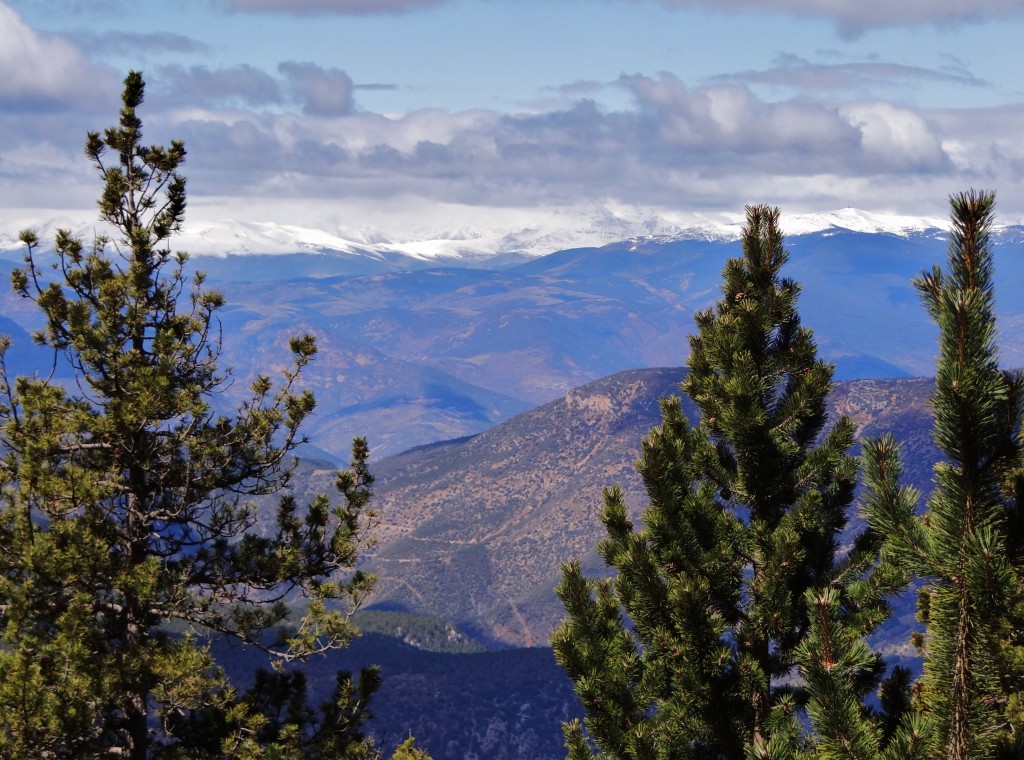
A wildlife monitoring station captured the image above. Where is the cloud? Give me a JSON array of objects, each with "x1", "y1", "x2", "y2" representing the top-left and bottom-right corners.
[
  {"x1": 156, "y1": 70, "x2": 959, "y2": 217},
  {"x1": 928, "y1": 103, "x2": 1024, "y2": 181},
  {"x1": 0, "y1": 51, "x2": 973, "y2": 220},
  {"x1": 221, "y1": 0, "x2": 1024, "y2": 30},
  {"x1": 613, "y1": 74, "x2": 869, "y2": 171},
  {"x1": 77, "y1": 30, "x2": 211, "y2": 57},
  {"x1": 147, "y1": 63, "x2": 371, "y2": 115},
  {"x1": 119, "y1": 62, "x2": 373, "y2": 116},
  {"x1": 223, "y1": 0, "x2": 446, "y2": 15},
  {"x1": 279, "y1": 62, "x2": 355, "y2": 116},
  {"x1": 716, "y1": 56, "x2": 986, "y2": 94},
  {"x1": 2, "y1": 3, "x2": 1018, "y2": 234},
  {"x1": 0, "y1": 2, "x2": 117, "y2": 110},
  {"x1": 840, "y1": 101, "x2": 950, "y2": 171},
  {"x1": 157, "y1": 64, "x2": 282, "y2": 108},
  {"x1": 632, "y1": 0, "x2": 1024, "y2": 34}
]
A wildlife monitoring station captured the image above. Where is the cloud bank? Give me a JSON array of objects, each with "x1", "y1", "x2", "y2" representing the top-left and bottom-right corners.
[
  {"x1": 4, "y1": 2, "x2": 1024, "y2": 234},
  {"x1": 142, "y1": 69, "x2": 986, "y2": 219},
  {"x1": 4, "y1": 56, "x2": 1019, "y2": 225}
]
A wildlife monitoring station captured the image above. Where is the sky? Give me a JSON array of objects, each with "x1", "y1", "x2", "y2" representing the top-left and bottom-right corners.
[{"x1": 4, "y1": 0, "x2": 1024, "y2": 248}]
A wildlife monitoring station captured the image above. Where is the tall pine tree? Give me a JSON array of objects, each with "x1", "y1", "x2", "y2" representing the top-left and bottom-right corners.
[
  {"x1": 810, "y1": 190, "x2": 1024, "y2": 760},
  {"x1": 553, "y1": 205, "x2": 899, "y2": 758},
  {"x1": 0, "y1": 72, "x2": 377, "y2": 758},
  {"x1": 913, "y1": 190, "x2": 1024, "y2": 760}
]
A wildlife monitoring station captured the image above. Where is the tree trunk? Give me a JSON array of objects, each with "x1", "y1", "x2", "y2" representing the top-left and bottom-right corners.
[{"x1": 948, "y1": 580, "x2": 973, "y2": 760}]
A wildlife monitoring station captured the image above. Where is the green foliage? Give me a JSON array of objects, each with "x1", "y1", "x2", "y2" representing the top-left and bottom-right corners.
[
  {"x1": 791, "y1": 190, "x2": 1024, "y2": 760},
  {"x1": 553, "y1": 206, "x2": 898, "y2": 758},
  {"x1": 791, "y1": 434, "x2": 931, "y2": 760},
  {"x1": 163, "y1": 665, "x2": 381, "y2": 759},
  {"x1": 390, "y1": 736, "x2": 433, "y2": 760},
  {"x1": 914, "y1": 191, "x2": 1024, "y2": 760},
  {"x1": 351, "y1": 610, "x2": 486, "y2": 653},
  {"x1": 842, "y1": 190, "x2": 1024, "y2": 760},
  {"x1": 0, "y1": 72, "x2": 378, "y2": 758}
]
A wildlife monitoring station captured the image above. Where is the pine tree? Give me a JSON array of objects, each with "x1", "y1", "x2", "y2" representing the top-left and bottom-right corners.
[
  {"x1": 553, "y1": 205, "x2": 897, "y2": 758},
  {"x1": 830, "y1": 190, "x2": 1024, "y2": 760},
  {"x1": 793, "y1": 435, "x2": 933, "y2": 760},
  {"x1": 916, "y1": 191, "x2": 1024, "y2": 760},
  {"x1": 0, "y1": 72, "x2": 377, "y2": 758},
  {"x1": 169, "y1": 666, "x2": 382, "y2": 758},
  {"x1": 390, "y1": 736, "x2": 434, "y2": 760}
]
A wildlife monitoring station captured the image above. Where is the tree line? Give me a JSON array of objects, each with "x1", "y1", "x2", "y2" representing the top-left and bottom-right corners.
[{"x1": 2, "y1": 72, "x2": 1022, "y2": 759}]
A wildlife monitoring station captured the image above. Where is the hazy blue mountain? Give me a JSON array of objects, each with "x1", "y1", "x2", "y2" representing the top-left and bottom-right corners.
[
  {"x1": 0, "y1": 316, "x2": 77, "y2": 381},
  {"x1": 3, "y1": 226, "x2": 1023, "y2": 457},
  {"x1": 216, "y1": 627, "x2": 581, "y2": 760}
]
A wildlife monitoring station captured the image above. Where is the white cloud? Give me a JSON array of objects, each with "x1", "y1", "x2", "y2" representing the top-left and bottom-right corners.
[
  {"x1": 841, "y1": 102, "x2": 949, "y2": 171},
  {"x1": 7, "y1": 57, "x2": 1004, "y2": 228},
  {"x1": 147, "y1": 70, "x2": 967, "y2": 221},
  {"x1": 929, "y1": 104, "x2": 1024, "y2": 183},
  {"x1": 0, "y1": 2, "x2": 116, "y2": 109},
  {"x1": 4, "y1": 1, "x2": 1024, "y2": 240},
  {"x1": 618, "y1": 74, "x2": 862, "y2": 166},
  {"x1": 157, "y1": 64, "x2": 282, "y2": 108}
]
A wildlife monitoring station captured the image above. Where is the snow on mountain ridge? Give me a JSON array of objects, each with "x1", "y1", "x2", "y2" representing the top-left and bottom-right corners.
[
  {"x1": 0, "y1": 207, "x2": 960, "y2": 261},
  {"x1": 781, "y1": 208, "x2": 949, "y2": 237}
]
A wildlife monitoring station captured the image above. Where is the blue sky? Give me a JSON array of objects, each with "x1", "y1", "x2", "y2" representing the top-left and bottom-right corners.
[{"x1": 4, "y1": 0, "x2": 1024, "y2": 244}]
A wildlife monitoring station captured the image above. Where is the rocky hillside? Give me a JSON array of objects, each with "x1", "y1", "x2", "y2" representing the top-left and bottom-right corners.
[
  {"x1": 365, "y1": 367, "x2": 939, "y2": 647},
  {"x1": 264, "y1": 367, "x2": 943, "y2": 760}
]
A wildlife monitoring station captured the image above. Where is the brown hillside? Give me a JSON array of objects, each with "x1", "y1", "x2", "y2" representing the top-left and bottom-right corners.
[{"x1": 364, "y1": 368, "x2": 938, "y2": 647}]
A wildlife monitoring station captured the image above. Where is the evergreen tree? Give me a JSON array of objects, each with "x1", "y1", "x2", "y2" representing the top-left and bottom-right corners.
[
  {"x1": 0, "y1": 72, "x2": 377, "y2": 758},
  {"x1": 915, "y1": 191, "x2": 1024, "y2": 760},
  {"x1": 390, "y1": 737, "x2": 434, "y2": 760},
  {"x1": 793, "y1": 436, "x2": 932, "y2": 760},
  {"x1": 553, "y1": 205, "x2": 899, "y2": 758},
  {"x1": 817, "y1": 190, "x2": 1024, "y2": 760},
  {"x1": 167, "y1": 665, "x2": 382, "y2": 759}
]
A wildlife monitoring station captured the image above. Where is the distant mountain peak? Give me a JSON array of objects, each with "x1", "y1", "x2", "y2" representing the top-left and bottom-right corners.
[
  {"x1": 781, "y1": 207, "x2": 949, "y2": 238},
  {"x1": 0, "y1": 205, "x2": 970, "y2": 263}
]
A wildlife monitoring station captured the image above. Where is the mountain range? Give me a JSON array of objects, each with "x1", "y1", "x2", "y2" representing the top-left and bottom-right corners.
[
  {"x1": 0, "y1": 206, "x2": 953, "y2": 263},
  {"x1": 1, "y1": 211, "x2": 1013, "y2": 759},
  {"x1": 2, "y1": 211, "x2": 1022, "y2": 462},
  {"x1": 364, "y1": 368, "x2": 940, "y2": 648}
]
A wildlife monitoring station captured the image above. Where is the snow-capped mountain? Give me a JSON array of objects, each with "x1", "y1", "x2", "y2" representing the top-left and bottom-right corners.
[
  {"x1": 170, "y1": 206, "x2": 958, "y2": 259},
  {"x1": 0, "y1": 205, "x2": 957, "y2": 263},
  {"x1": 4, "y1": 207, "x2": 1024, "y2": 461}
]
